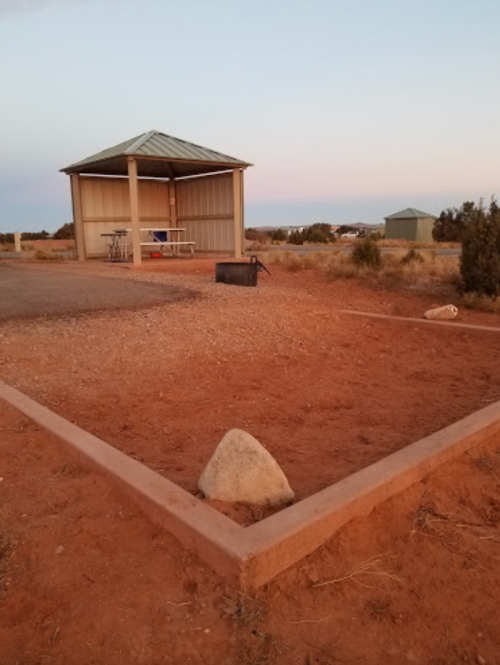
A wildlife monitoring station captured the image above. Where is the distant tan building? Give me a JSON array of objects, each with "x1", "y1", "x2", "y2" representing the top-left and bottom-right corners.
[{"x1": 384, "y1": 208, "x2": 436, "y2": 243}]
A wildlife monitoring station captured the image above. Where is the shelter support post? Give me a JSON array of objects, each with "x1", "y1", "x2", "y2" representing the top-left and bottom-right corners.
[
  {"x1": 14, "y1": 233, "x2": 21, "y2": 253},
  {"x1": 127, "y1": 157, "x2": 141, "y2": 266},
  {"x1": 70, "y1": 174, "x2": 86, "y2": 261},
  {"x1": 169, "y1": 179, "x2": 177, "y2": 227},
  {"x1": 240, "y1": 169, "x2": 245, "y2": 255},
  {"x1": 233, "y1": 168, "x2": 243, "y2": 258}
]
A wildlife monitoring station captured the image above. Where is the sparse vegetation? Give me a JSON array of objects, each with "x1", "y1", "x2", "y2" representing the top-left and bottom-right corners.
[
  {"x1": 260, "y1": 248, "x2": 461, "y2": 295},
  {"x1": 34, "y1": 249, "x2": 60, "y2": 261},
  {"x1": 271, "y1": 227, "x2": 288, "y2": 242},
  {"x1": 351, "y1": 237, "x2": 382, "y2": 269},
  {"x1": 460, "y1": 199, "x2": 500, "y2": 298},
  {"x1": 0, "y1": 233, "x2": 14, "y2": 245},
  {"x1": 53, "y1": 222, "x2": 74, "y2": 240},
  {"x1": 21, "y1": 230, "x2": 50, "y2": 241},
  {"x1": 433, "y1": 202, "x2": 474, "y2": 243},
  {"x1": 401, "y1": 248, "x2": 424, "y2": 265},
  {"x1": 245, "y1": 228, "x2": 270, "y2": 244},
  {"x1": 460, "y1": 292, "x2": 500, "y2": 314},
  {"x1": 288, "y1": 229, "x2": 304, "y2": 245},
  {"x1": 289, "y1": 223, "x2": 336, "y2": 245}
]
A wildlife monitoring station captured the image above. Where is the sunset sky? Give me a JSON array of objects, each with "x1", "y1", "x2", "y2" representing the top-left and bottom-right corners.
[{"x1": 1, "y1": 0, "x2": 499, "y2": 231}]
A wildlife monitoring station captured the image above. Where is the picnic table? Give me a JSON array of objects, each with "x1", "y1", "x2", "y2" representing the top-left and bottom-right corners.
[
  {"x1": 100, "y1": 231, "x2": 129, "y2": 262},
  {"x1": 126, "y1": 228, "x2": 195, "y2": 258}
]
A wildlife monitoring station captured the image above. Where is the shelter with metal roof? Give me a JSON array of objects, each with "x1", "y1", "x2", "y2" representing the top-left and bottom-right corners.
[
  {"x1": 61, "y1": 130, "x2": 252, "y2": 264},
  {"x1": 384, "y1": 207, "x2": 436, "y2": 243}
]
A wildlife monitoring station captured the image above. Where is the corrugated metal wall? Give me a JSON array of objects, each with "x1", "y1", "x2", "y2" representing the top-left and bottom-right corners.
[
  {"x1": 385, "y1": 218, "x2": 417, "y2": 241},
  {"x1": 385, "y1": 217, "x2": 434, "y2": 242},
  {"x1": 80, "y1": 176, "x2": 171, "y2": 255},
  {"x1": 176, "y1": 172, "x2": 234, "y2": 252},
  {"x1": 79, "y1": 172, "x2": 235, "y2": 256},
  {"x1": 415, "y1": 218, "x2": 434, "y2": 243}
]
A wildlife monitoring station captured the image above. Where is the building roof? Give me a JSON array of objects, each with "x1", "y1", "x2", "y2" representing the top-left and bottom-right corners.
[
  {"x1": 385, "y1": 207, "x2": 436, "y2": 220},
  {"x1": 61, "y1": 130, "x2": 252, "y2": 179}
]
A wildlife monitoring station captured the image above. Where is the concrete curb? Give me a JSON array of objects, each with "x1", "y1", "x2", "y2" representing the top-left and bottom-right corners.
[
  {"x1": 342, "y1": 309, "x2": 500, "y2": 334},
  {"x1": 2, "y1": 378, "x2": 500, "y2": 590}
]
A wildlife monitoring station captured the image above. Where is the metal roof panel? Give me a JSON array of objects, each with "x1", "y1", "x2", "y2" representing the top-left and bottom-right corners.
[
  {"x1": 61, "y1": 130, "x2": 251, "y2": 175},
  {"x1": 385, "y1": 207, "x2": 436, "y2": 220}
]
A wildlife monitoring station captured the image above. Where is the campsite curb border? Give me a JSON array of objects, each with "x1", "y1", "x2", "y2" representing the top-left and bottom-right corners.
[
  {"x1": 2, "y1": 378, "x2": 500, "y2": 590},
  {"x1": 342, "y1": 309, "x2": 500, "y2": 334}
]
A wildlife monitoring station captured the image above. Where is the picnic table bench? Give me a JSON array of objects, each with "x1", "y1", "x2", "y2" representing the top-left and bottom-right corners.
[
  {"x1": 125, "y1": 228, "x2": 195, "y2": 258},
  {"x1": 140, "y1": 240, "x2": 195, "y2": 257}
]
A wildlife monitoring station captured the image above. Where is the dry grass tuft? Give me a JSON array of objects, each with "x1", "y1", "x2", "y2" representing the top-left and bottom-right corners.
[
  {"x1": 365, "y1": 597, "x2": 391, "y2": 621},
  {"x1": 34, "y1": 249, "x2": 60, "y2": 261},
  {"x1": 475, "y1": 455, "x2": 499, "y2": 476},
  {"x1": 311, "y1": 553, "x2": 404, "y2": 590},
  {"x1": 223, "y1": 592, "x2": 266, "y2": 628},
  {"x1": 259, "y1": 249, "x2": 461, "y2": 293},
  {"x1": 461, "y1": 292, "x2": 500, "y2": 314}
]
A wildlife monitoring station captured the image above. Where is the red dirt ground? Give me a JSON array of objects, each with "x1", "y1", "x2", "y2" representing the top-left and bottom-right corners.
[
  {"x1": 1, "y1": 259, "x2": 500, "y2": 522},
  {"x1": 2, "y1": 259, "x2": 500, "y2": 663},
  {"x1": 2, "y1": 402, "x2": 500, "y2": 664}
]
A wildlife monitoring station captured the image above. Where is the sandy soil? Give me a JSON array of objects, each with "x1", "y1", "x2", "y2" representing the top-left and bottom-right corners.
[
  {"x1": 1, "y1": 259, "x2": 500, "y2": 521},
  {"x1": 2, "y1": 402, "x2": 500, "y2": 664},
  {"x1": 2, "y1": 258, "x2": 500, "y2": 663}
]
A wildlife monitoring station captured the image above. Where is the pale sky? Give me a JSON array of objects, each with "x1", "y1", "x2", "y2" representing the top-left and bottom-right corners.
[{"x1": 1, "y1": 0, "x2": 499, "y2": 231}]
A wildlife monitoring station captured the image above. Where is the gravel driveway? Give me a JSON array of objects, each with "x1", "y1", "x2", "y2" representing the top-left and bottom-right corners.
[{"x1": 0, "y1": 263, "x2": 193, "y2": 321}]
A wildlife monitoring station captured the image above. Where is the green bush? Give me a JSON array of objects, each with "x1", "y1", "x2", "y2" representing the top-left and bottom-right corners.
[
  {"x1": 245, "y1": 228, "x2": 270, "y2": 243},
  {"x1": 460, "y1": 199, "x2": 500, "y2": 298},
  {"x1": 0, "y1": 233, "x2": 14, "y2": 245},
  {"x1": 289, "y1": 230, "x2": 304, "y2": 245},
  {"x1": 401, "y1": 248, "x2": 424, "y2": 265},
  {"x1": 351, "y1": 237, "x2": 381, "y2": 269},
  {"x1": 271, "y1": 228, "x2": 287, "y2": 242},
  {"x1": 304, "y1": 223, "x2": 335, "y2": 244},
  {"x1": 21, "y1": 230, "x2": 50, "y2": 240},
  {"x1": 306, "y1": 229, "x2": 328, "y2": 243},
  {"x1": 433, "y1": 202, "x2": 473, "y2": 243},
  {"x1": 53, "y1": 222, "x2": 74, "y2": 240}
]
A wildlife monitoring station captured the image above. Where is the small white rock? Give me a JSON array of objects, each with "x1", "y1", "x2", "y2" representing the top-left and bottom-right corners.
[{"x1": 423, "y1": 304, "x2": 458, "y2": 321}]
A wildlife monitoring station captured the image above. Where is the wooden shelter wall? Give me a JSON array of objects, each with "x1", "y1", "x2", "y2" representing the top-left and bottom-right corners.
[
  {"x1": 80, "y1": 177, "x2": 171, "y2": 255},
  {"x1": 176, "y1": 173, "x2": 234, "y2": 252}
]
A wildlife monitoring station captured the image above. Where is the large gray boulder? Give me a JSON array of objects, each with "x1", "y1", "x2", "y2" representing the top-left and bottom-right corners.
[{"x1": 198, "y1": 429, "x2": 295, "y2": 506}]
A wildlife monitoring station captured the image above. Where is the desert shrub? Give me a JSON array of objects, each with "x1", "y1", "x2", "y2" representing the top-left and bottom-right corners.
[
  {"x1": 289, "y1": 230, "x2": 304, "y2": 245},
  {"x1": 324, "y1": 254, "x2": 359, "y2": 280},
  {"x1": 53, "y1": 222, "x2": 74, "y2": 240},
  {"x1": 247, "y1": 241, "x2": 269, "y2": 252},
  {"x1": 35, "y1": 249, "x2": 59, "y2": 261},
  {"x1": 306, "y1": 229, "x2": 328, "y2": 243},
  {"x1": 245, "y1": 228, "x2": 269, "y2": 244},
  {"x1": 271, "y1": 228, "x2": 287, "y2": 242},
  {"x1": 0, "y1": 233, "x2": 14, "y2": 245},
  {"x1": 21, "y1": 230, "x2": 50, "y2": 240},
  {"x1": 304, "y1": 223, "x2": 335, "y2": 244},
  {"x1": 460, "y1": 199, "x2": 500, "y2": 298},
  {"x1": 433, "y1": 202, "x2": 473, "y2": 243},
  {"x1": 461, "y1": 292, "x2": 500, "y2": 313},
  {"x1": 282, "y1": 252, "x2": 302, "y2": 272},
  {"x1": 401, "y1": 248, "x2": 424, "y2": 265},
  {"x1": 351, "y1": 237, "x2": 381, "y2": 269}
]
